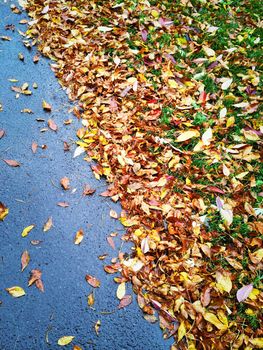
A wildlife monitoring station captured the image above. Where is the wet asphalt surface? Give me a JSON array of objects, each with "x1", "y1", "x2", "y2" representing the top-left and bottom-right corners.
[{"x1": 0, "y1": 2, "x2": 173, "y2": 350}]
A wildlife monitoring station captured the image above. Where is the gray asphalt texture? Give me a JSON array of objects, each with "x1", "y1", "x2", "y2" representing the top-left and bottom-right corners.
[{"x1": 0, "y1": 2, "x2": 173, "y2": 350}]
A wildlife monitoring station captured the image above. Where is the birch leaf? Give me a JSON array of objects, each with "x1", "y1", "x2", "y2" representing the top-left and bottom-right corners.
[
  {"x1": 57, "y1": 336, "x2": 75, "y2": 346},
  {"x1": 6, "y1": 286, "x2": 25, "y2": 298},
  {"x1": 21, "y1": 225, "x2": 35, "y2": 237}
]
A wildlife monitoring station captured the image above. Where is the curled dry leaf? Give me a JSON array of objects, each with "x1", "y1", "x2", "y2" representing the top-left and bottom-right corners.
[
  {"x1": 94, "y1": 320, "x2": 101, "y2": 336},
  {"x1": 43, "y1": 217, "x2": 53, "y2": 232},
  {"x1": 0, "y1": 202, "x2": 9, "y2": 221},
  {"x1": 6, "y1": 286, "x2": 25, "y2": 298},
  {"x1": 85, "y1": 274, "x2": 100, "y2": 288},
  {"x1": 57, "y1": 336, "x2": 75, "y2": 346},
  {"x1": 21, "y1": 225, "x2": 35, "y2": 237},
  {"x1": 60, "y1": 177, "x2": 70, "y2": 190},
  {"x1": 74, "y1": 229, "x2": 84, "y2": 245},
  {"x1": 21, "y1": 250, "x2": 30, "y2": 271},
  {"x1": 3, "y1": 159, "x2": 20, "y2": 167}
]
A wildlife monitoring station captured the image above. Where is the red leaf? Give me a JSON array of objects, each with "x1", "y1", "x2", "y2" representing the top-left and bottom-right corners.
[
  {"x1": 31, "y1": 142, "x2": 38, "y2": 154},
  {"x1": 21, "y1": 250, "x2": 30, "y2": 272},
  {"x1": 60, "y1": 177, "x2": 70, "y2": 190},
  {"x1": 83, "y1": 184, "x2": 96, "y2": 196},
  {"x1": 107, "y1": 236, "x2": 115, "y2": 250},
  {"x1": 3, "y1": 159, "x2": 20, "y2": 167},
  {"x1": 28, "y1": 269, "x2": 42, "y2": 286},
  {"x1": 206, "y1": 186, "x2": 225, "y2": 194},
  {"x1": 57, "y1": 201, "x2": 69, "y2": 207}
]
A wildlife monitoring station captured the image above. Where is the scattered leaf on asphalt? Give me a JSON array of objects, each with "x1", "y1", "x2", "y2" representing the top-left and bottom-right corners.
[
  {"x1": 106, "y1": 236, "x2": 115, "y2": 250},
  {"x1": 3, "y1": 159, "x2": 20, "y2": 167},
  {"x1": 118, "y1": 295, "x2": 132, "y2": 309},
  {"x1": 85, "y1": 274, "x2": 100, "y2": 288},
  {"x1": 0, "y1": 202, "x2": 9, "y2": 221},
  {"x1": 31, "y1": 141, "x2": 38, "y2": 153},
  {"x1": 0, "y1": 129, "x2": 6, "y2": 139},
  {"x1": 74, "y1": 229, "x2": 84, "y2": 245},
  {"x1": 60, "y1": 177, "x2": 70, "y2": 190},
  {"x1": 87, "y1": 291, "x2": 94, "y2": 307},
  {"x1": 57, "y1": 336, "x2": 75, "y2": 346},
  {"x1": 48, "y1": 119, "x2": 58, "y2": 131},
  {"x1": 57, "y1": 202, "x2": 69, "y2": 208},
  {"x1": 83, "y1": 184, "x2": 95, "y2": 196},
  {"x1": 94, "y1": 320, "x2": 101, "y2": 336},
  {"x1": 21, "y1": 250, "x2": 30, "y2": 271},
  {"x1": 43, "y1": 217, "x2": 53, "y2": 232},
  {"x1": 21, "y1": 225, "x2": 35, "y2": 237},
  {"x1": 116, "y1": 282, "x2": 126, "y2": 300},
  {"x1": 109, "y1": 209, "x2": 118, "y2": 219},
  {"x1": 42, "y1": 100, "x2": 52, "y2": 111},
  {"x1": 6, "y1": 286, "x2": 25, "y2": 298}
]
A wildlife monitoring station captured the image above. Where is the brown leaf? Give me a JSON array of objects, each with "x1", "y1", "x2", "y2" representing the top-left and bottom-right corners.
[
  {"x1": 83, "y1": 184, "x2": 96, "y2": 196},
  {"x1": 28, "y1": 269, "x2": 42, "y2": 286},
  {"x1": 85, "y1": 274, "x2": 100, "y2": 288},
  {"x1": 43, "y1": 217, "x2": 53, "y2": 232},
  {"x1": 42, "y1": 100, "x2": 52, "y2": 111},
  {"x1": 118, "y1": 295, "x2": 132, "y2": 309},
  {"x1": 35, "y1": 278, "x2": 44, "y2": 292},
  {"x1": 63, "y1": 141, "x2": 70, "y2": 151},
  {"x1": 21, "y1": 250, "x2": 30, "y2": 272},
  {"x1": 60, "y1": 177, "x2": 70, "y2": 190},
  {"x1": 48, "y1": 119, "x2": 58, "y2": 131},
  {"x1": 57, "y1": 201, "x2": 69, "y2": 208},
  {"x1": 201, "y1": 287, "x2": 211, "y2": 307},
  {"x1": 31, "y1": 142, "x2": 38, "y2": 153},
  {"x1": 3, "y1": 159, "x2": 20, "y2": 167}
]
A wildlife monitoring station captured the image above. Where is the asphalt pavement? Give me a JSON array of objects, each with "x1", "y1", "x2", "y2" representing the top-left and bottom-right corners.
[{"x1": 0, "y1": 1, "x2": 172, "y2": 349}]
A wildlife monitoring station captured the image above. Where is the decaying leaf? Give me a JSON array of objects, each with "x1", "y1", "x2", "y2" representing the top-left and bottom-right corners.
[
  {"x1": 57, "y1": 336, "x2": 75, "y2": 346},
  {"x1": 74, "y1": 229, "x2": 84, "y2": 245},
  {"x1": 43, "y1": 217, "x2": 53, "y2": 232},
  {"x1": 87, "y1": 291, "x2": 95, "y2": 307},
  {"x1": 94, "y1": 320, "x2": 101, "y2": 336},
  {"x1": 83, "y1": 184, "x2": 96, "y2": 195},
  {"x1": 21, "y1": 250, "x2": 30, "y2": 271},
  {"x1": 85, "y1": 274, "x2": 100, "y2": 288},
  {"x1": 6, "y1": 286, "x2": 25, "y2": 298},
  {"x1": 118, "y1": 295, "x2": 132, "y2": 309},
  {"x1": 21, "y1": 224, "x2": 35, "y2": 237}
]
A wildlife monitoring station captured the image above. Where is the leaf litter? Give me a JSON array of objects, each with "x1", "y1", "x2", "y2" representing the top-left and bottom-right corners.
[{"x1": 12, "y1": 0, "x2": 263, "y2": 348}]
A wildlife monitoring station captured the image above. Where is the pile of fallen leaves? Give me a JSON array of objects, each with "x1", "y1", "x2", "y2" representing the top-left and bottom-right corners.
[{"x1": 16, "y1": 0, "x2": 262, "y2": 348}]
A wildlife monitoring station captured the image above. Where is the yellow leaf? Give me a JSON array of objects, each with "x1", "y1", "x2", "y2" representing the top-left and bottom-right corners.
[
  {"x1": 87, "y1": 292, "x2": 95, "y2": 307},
  {"x1": 151, "y1": 9, "x2": 159, "y2": 17},
  {"x1": 176, "y1": 130, "x2": 200, "y2": 142},
  {"x1": 250, "y1": 338, "x2": 263, "y2": 348},
  {"x1": 178, "y1": 321, "x2": 186, "y2": 342},
  {"x1": 116, "y1": 282, "x2": 126, "y2": 300},
  {"x1": 226, "y1": 116, "x2": 235, "y2": 128},
  {"x1": 215, "y1": 271, "x2": 232, "y2": 293},
  {"x1": 204, "y1": 312, "x2": 227, "y2": 330},
  {"x1": 74, "y1": 229, "x2": 84, "y2": 245},
  {"x1": 203, "y1": 46, "x2": 215, "y2": 57},
  {"x1": 57, "y1": 336, "x2": 75, "y2": 346},
  {"x1": 248, "y1": 288, "x2": 260, "y2": 300},
  {"x1": 21, "y1": 225, "x2": 35, "y2": 237},
  {"x1": 6, "y1": 286, "x2": 26, "y2": 298}
]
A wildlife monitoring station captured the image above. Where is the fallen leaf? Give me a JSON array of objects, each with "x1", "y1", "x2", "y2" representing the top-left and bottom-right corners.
[
  {"x1": 85, "y1": 274, "x2": 100, "y2": 288},
  {"x1": 109, "y1": 209, "x2": 118, "y2": 219},
  {"x1": 94, "y1": 320, "x2": 101, "y2": 336},
  {"x1": 0, "y1": 129, "x2": 6, "y2": 138},
  {"x1": 28, "y1": 269, "x2": 42, "y2": 286},
  {"x1": 73, "y1": 146, "x2": 85, "y2": 158},
  {"x1": 57, "y1": 202, "x2": 69, "y2": 207},
  {"x1": 118, "y1": 295, "x2": 132, "y2": 309},
  {"x1": 21, "y1": 250, "x2": 30, "y2": 271},
  {"x1": 74, "y1": 229, "x2": 84, "y2": 245},
  {"x1": 175, "y1": 130, "x2": 200, "y2": 142},
  {"x1": 83, "y1": 184, "x2": 96, "y2": 195},
  {"x1": 6, "y1": 286, "x2": 25, "y2": 298},
  {"x1": 204, "y1": 312, "x2": 227, "y2": 330},
  {"x1": 216, "y1": 271, "x2": 232, "y2": 293},
  {"x1": 221, "y1": 78, "x2": 233, "y2": 90},
  {"x1": 31, "y1": 142, "x2": 38, "y2": 153},
  {"x1": 3, "y1": 159, "x2": 20, "y2": 167},
  {"x1": 116, "y1": 282, "x2": 126, "y2": 300},
  {"x1": 57, "y1": 336, "x2": 75, "y2": 346},
  {"x1": 60, "y1": 177, "x2": 70, "y2": 190},
  {"x1": 107, "y1": 236, "x2": 115, "y2": 250},
  {"x1": 178, "y1": 321, "x2": 186, "y2": 342},
  {"x1": 43, "y1": 217, "x2": 53, "y2": 232},
  {"x1": 48, "y1": 119, "x2": 58, "y2": 131},
  {"x1": 236, "y1": 284, "x2": 253, "y2": 303},
  {"x1": 42, "y1": 100, "x2": 52, "y2": 111},
  {"x1": 0, "y1": 202, "x2": 9, "y2": 221},
  {"x1": 87, "y1": 291, "x2": 95, "y2": 307},
  {"x1": 21, "y1": 225, "x2": 35, "y2": 237}
]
